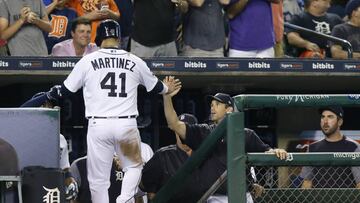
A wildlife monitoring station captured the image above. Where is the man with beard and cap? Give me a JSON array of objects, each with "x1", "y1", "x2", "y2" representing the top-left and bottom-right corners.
[{"x1": 301, "y1": 106, "x2": 360, "y2": 189}]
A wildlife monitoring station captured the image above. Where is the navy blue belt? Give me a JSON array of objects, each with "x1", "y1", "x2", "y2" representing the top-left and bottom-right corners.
[{"x1": 87, "y1": 115, "x2": 137, "y2": 119}]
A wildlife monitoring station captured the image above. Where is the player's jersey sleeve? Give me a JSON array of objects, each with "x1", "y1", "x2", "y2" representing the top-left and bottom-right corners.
[
  {"x1": 63, "y1": 56, "x2": 88, "y2": 92},
  {"x1": 137, "y1": 59, "x2": 158, "y2": 92}
]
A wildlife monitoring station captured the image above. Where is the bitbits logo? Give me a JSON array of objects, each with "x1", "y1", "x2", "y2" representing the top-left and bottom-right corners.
[
  {"x1": 52, "y1": 61, "x2": 75, "y2": 68},
  {"x1": 216, "y1": 62, "x2": 239, "y2": 69},
  {"x1": 344, "y1": 63, "x2": 360, "y2": 70},
  {"x1": 18, "y1": 61, "x2": 43, "y2": 68},
  {"x1": 184, "y1": 61, "x2": 206, "y2": 68},
  {"x1": 312, "y1": 63, "x2": 334, "y2": 70},
  {"x1": 248, "y1": 62, "x2": 270, "y2": 69},
  {"x1": 280, "y1": 63, "x2": 303, "y2": 70},
  {"x1": 151, "y1": 61, "x2": 175, "y2": 68},
  {"x1": 0, "y1": 60, "x2": 9, "y2": 67}
]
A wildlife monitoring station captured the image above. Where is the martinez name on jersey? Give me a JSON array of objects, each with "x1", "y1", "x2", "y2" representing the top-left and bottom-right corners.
[{"x1": 91, "y1": 57, "x2": 135, "y2": 72}]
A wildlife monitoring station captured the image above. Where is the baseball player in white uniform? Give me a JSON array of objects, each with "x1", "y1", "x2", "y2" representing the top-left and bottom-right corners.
[{"x1": 28, "y1": 19, "x2": 181, "y2": 203}]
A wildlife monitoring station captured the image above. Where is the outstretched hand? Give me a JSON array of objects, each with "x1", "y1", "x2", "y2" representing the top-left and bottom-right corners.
[{"x1": 163, "y1": 76, "x2": 182, "y2": 97}]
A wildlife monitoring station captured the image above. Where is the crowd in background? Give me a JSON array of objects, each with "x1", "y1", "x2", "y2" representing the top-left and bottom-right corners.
[{"x1": 0, "y1": 0, "x2": 359, "y2": 59}]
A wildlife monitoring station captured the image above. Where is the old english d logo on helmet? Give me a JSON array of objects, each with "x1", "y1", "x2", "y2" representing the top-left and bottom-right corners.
[{"x1": 95, "y1": 19, "x2": 121, "y2": 46}]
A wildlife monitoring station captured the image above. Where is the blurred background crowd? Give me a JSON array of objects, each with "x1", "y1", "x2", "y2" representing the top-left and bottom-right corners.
[{"x1": 0, "y1": 0, "x2": 359, "y2": 59}]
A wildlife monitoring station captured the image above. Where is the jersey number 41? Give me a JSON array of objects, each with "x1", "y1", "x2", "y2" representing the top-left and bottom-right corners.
[{"x1": 101, "y1": 72, "x2": 127, "y2": 97}]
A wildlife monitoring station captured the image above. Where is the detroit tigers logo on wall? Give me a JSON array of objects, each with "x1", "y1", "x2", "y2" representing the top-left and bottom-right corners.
[
  {"x1": 49, "y1": 15, "x2": 68, "y2": 38},
  {"x1": 42, "y1": 186, "x2": 60, "y2": 203}
]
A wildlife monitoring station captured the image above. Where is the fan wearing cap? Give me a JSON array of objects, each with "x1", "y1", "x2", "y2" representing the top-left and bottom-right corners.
[
  {"x1": 330, "y1": 0, "x2": 360, "y2": 59},
  {"x1": 162, "y1": 80, "x2": 288, "y2": 202},
  {"x1": 301, "y1": 106, "x2": 360, "y2": 189}
]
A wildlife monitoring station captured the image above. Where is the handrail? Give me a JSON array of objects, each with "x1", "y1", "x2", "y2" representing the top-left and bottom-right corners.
[{"x1": 285, "y1": 22, "x2": 353, "y2": 58}]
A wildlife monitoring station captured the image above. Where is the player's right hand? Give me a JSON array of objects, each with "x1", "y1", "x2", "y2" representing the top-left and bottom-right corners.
[
  {"x1": 163, "y1": 76, "x2": 181, "y2": 97},
  {"x1": 46, "y1": 85, "x2": 62, "y2": 101}
]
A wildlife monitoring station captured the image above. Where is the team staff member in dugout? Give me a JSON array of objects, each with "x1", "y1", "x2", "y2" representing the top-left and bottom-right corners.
[
  {"x1": 161, "y1": 81, "x2": 288, "y2": 202},
  {"x1": 21, "y1": 19, "x2": 181, "y2": 203}
]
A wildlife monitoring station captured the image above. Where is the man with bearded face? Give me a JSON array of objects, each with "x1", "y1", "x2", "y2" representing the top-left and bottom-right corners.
[{"x1": 301, "y1": 106, "x2": 360, "y2": 189}]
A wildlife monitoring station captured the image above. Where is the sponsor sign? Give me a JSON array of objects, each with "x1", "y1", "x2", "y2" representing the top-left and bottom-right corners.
[
  {"x1": 18, "y1": 60, "x2": 43, "y2": 68},
  {"x1": 184, "y1": 61, "x2": 207, "y2": 69},
  {"x1": 248, "y1": 62, "x2": 270, "y2": 69},
  {"x1": 216, "y1": 62, "x2": 239, "y2": 69},
  {"x1": 276, "y1": 95, "x2": 330, "y2": 104},
  {"x1": 348, "y1": 95, "x2": 360, "y2": 100},
  {"x1": 280, "y1": 62, "x2": 303, "y2": 70},
  {"x1": 344, "y1": 63, "x2": 360, "y2": 70},
  {"x1": 150, "y1": 61, "x2": 175, "y2": 68},
  {"x1": 52, "y1": 61, "x2": 75, "y2": 68},
  {"x1": 0, "y1": 60, "x2": 9, "y2": 67},
  {"x1": 312, "y1": 62, "x2": 334, "y2": 70}
]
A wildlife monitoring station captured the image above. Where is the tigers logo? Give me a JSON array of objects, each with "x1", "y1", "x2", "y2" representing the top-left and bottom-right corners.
[
  {"x1": 49, "y1": 15, "x2": 68, "y2": 38},
  {"x1": 42, "y1": 186, "x2": 60, "y2": 203},
  {"x1": 81, "y1": 0, "x2": 101, "y2": 12}
]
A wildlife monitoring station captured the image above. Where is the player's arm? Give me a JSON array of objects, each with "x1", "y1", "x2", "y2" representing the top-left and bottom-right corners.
[
  {"x1": 149, "y1": 80, "x2": 169, "y2": 94},
  {"x1": 20, "y1": 84, "x2": 73, "y2": 107},
  {"x1": 163, "y1": 77, "x2": 187, "y2": 139}
]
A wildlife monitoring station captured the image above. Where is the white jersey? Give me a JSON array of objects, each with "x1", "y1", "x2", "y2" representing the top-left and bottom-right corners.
[
  {"x1": 59, "y1": 134, "x2": 70, "y2": 169},
  {"x1": 64, "y1": 49, "x2": 158, "y2": 117}
]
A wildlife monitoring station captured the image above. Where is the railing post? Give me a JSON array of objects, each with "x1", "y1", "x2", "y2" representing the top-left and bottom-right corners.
[{"x1": 227, "y1": 112, "x2": 246, "y2": 203}]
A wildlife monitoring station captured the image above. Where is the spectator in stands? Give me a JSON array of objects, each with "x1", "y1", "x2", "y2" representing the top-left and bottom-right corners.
[
  {"x1": 70, "y1": 142, "x2": 153, "y2": 203},
  {"x1": 283, "y1": 0, "x2": 303, "y2": 22},
  {"x1": 226, "y1": 0, "x2": 279, "y2": 58},
  {"x1": 286, "y1": 0, "x2": 343, "y2": 58},
  {"x1": 113, "y1": 0, "x2": 133, "y2": 51},
  {"x1": 301, "y1": 106, "x2": 360, "y2": 189},
  {"x1": 52, "y1": 18, "x2": 98, "y2": 56},
  {"x1": 130, "y1": 0, "x2": 188, "y2": 57},
  {"x1": 0, "y1": 0, "x2": 52, "y2": 56},
  {"x1": 272, "y1": 0, "x2": 285, "y2": 57},
  {"x1": 161, "y1": 81, "x2": 288, "y2": 202},
  {"x1": 181, "y1": 0, "x2": 229, "y2": 57},
  {"x1": 68, "y1": 0, "x2": 120, "y2": 43},
  {"x1": 328, "y1": 0, "x2": 349, "y2": 19},
  {"x1": 44, "y1": 0, "x2": 78, "y2": 54},
  {"x1": 0, "y1": 39, "x2": 8, "y2": 56},
  {"x1": 330, "y1": 0, "x2": 360, "y2": 59}
]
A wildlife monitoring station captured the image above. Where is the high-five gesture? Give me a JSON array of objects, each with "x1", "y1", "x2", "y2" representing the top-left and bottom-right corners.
[{"x1": 163, "y1": 76, "x2": 181, "y2": 97}]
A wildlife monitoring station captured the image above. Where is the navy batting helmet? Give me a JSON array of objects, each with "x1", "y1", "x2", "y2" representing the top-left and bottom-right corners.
[{"x1": 95, "y1": 19, "x2": 121, "y2": 46}]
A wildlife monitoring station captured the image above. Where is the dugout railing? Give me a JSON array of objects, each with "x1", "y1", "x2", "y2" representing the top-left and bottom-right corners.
[{"x1": 152, "y1": 94, "x2": 360, "y2": 203}]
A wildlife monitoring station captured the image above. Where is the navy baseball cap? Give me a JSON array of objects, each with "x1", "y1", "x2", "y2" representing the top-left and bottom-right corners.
[
  {"x1": 178, "y1": 113, "x2": 198, "y2": 124},
  {"x1": 346, "y1": 0, "x2": 360, "y2": 16},
  {"x1": 318, "y1": 106, "x2": 344, "y2": 118},
  {"x1": 207, "y1": 93, "x2": 234, "y2": 107}
]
